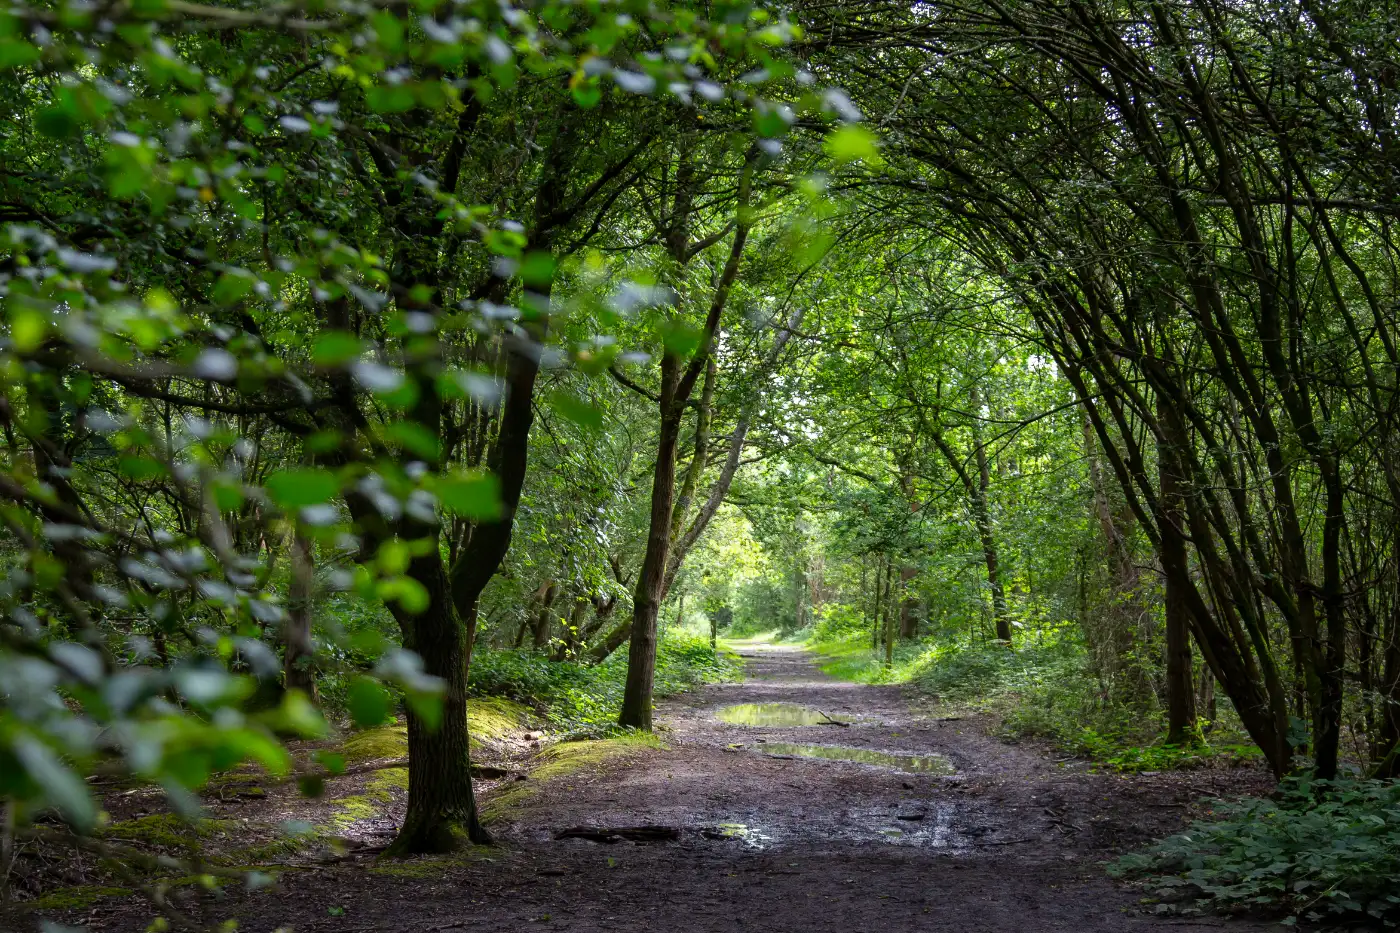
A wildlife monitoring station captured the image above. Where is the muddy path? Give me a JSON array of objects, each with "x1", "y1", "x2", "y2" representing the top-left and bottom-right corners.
[
  {"x1": 32, "y1": 643, "x2": 1281, "y2": 932},
  {"x1": 453, "y1": 642, "x2": 1278, "y2": 933}
]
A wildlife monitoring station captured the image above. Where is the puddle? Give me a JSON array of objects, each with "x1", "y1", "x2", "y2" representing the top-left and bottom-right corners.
[
  {"x1": 717, "y1": 703, "x2": 845, "y2": 727},
  {"x1": 847, "y1": 804, "x2": 958, "y2": 849},
  {"x1": 699, "y1": 822, "x2": 771, "y2": 849},
  {"x1": 760, "y1": 743, "x2": 956, "y2": 774}
]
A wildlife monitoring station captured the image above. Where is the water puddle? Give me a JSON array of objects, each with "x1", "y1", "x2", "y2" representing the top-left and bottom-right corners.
[
  {"x1": 760, "y1": 743, "x2": 956, "y2": 774},
  {"x1": 699, "y1": 822, "x2": 771, "y2": 849},
  {"x1": 717, "y1": 703, "x2": 846, "y2": 727}
]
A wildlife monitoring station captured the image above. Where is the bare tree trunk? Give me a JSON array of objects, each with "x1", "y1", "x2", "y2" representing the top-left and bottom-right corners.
[
  {"x1": 883, "y1": 560, "x2": 896, "y2": 667},
  {"x1": 932, "y1": 431, "x2": 1010, "y2": 643},
  {"x1": 871, "y1": 552, "x2": 886, "y2": 650},
  {"x1": 619, "y1": 357, "x2": 684, "y2": 730}
]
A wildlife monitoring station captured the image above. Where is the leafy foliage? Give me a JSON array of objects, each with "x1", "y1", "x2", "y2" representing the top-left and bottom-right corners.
[{"x1": 1113, "y1": 777, "x2": 1400, "y2": 926}]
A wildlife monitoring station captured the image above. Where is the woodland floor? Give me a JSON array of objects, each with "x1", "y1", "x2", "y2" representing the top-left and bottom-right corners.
[{"x1": 12, "y1": 643, "x2": 1285, "y2": 933}]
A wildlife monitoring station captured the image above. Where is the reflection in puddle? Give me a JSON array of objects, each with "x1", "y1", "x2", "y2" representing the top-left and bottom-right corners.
[
  {"x1": 700, "y1": 822, "x2": 771, "y2": 849},
  {"x1": 760, "y1": 743, "x2": 956, "y2": 774},
  {"x1": 717, "y1": 703, "x2": 843, "y2": 726}
]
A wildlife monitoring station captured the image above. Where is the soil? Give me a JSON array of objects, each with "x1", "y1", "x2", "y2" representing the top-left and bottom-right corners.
[{"x1": 6, "y1": 643, "x2": 1283, "y2": 933}]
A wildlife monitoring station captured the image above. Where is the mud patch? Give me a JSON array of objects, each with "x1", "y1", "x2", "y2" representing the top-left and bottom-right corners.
[
  {"x1": 759, "y1": 743, "x2": 955, "y2": 774},
  {"x1": 717, "y1": 703, "x2": 846, "y2": 726}
]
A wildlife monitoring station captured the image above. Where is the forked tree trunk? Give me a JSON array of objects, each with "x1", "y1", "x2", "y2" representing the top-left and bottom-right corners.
[
  {"x1": 618, "y1": 150, "x2": 754, "y2": 730},
  {"x1": 619, "y1": 359, "x2": 683, "y2": 730}
]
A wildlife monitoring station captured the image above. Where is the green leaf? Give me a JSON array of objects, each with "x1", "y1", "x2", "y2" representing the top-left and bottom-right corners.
[
  {"x1": 379, "y1": 576, "x2": 430, "y2": 614},
  {"x1": 346, "y1": 676, "x2": 393, "y2": 728},
  {"x1": 519, "y1": 251, "x2": 557, "y2": 288},
  {"x1": 371, "y1": 11, "x2": 405, "y2": 52},
  {"x1": 660, "y1": 320, "x2": 703, "y2": 358},
  {"x1": 9, "y1": 307, "x2": 48, "y2": 353},
  {"x1": 0, "y1": 39, "x2": 39, "y2": 70},
  {"x1": 367, "y1": 84, "x2": 416, "y2": 114},
  {"x1": 312, "y1": 331, "x2": 364, "y2": 367},
  {"x1": 571, "y1": 76, "x2": 602, "y2": 109},
  {"x1": 14, "y1": 736, "x2": 96, "y2": 832},
  {"x1": 823, "y1": 125, "x2": 882, "y2": 165},
  {"x1": 36, "y1": 104, "x2": 79, "y2": 138},
  {"x1": 118, "y1": 455, "x2": 168, "y2": 482},
  {"x1": 435, "y1": 471, "x2": 503, "y2": 520},
  {"x1": 265, "y1": 468, "x2": 339, "y2": 509},
  {"x1": 385, "y1": 422, "x2": 441, "y2": 460},
  {"x1": 212, "y1": 271, "x2": 256, "y2": 306},
  {"x1": 549, "y1": 391, "x2": 604, "y2": 431}
]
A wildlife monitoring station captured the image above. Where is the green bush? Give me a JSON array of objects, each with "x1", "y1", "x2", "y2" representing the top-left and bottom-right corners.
[
  {"x1": 1112, "y1": 776, "x2": 1400, "y2": 925},
  {"x1": 468, "y1": 633, "x2": 740, "y2": 735},
  {"x1": 811, "y1": 603, "x2": 868, "y2": 642}
]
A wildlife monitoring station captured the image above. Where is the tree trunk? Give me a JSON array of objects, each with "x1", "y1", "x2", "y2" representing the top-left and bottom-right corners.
[
  {"x1": 283, "y1": 528, "x2": 318, "y2": 701},
  {"x1": 871, "y1": 552, "x2": 886, "y2": 650},
  {"x1": 1158, "y1": 412, "x2": 1195, "y2": 744},
  {"x1": 531, "y1": 580, "x2": 559, "y2": 650},
  {"x1": 898, "y1": 566, "x2": 919, "y2": 639},
  {"x1": 932, "y1": 431, "x2": 1010, "y2": 643},
  {"x1": 618, "y1": 150, "x2": 754, "y2": 730},
  {"x1": 883, "y1": 560, "x2": 896, "y2": 667},
  {"x1": 588, "y1": 616, "x2": 633, "y2": 666},
  {"x1": 619, "y1": 359, "x2": 684, "y2": 730},
  {"x1": 385, "y1": 558, "x2": 481, "y2": 855}
]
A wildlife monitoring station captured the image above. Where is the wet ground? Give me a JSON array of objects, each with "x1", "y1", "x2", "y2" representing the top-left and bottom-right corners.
[{"x1": 20, "y1": 643, "x2": 1282, "y2": 932}]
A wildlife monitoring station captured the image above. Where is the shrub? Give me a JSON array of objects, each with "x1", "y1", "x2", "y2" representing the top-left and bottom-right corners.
[
  {"x1": 811, "y1": 603, "x2": 868, "y2": 642},
  {"x1": 1112, "y1": 776, "x2": 1400, "y2": 925}
]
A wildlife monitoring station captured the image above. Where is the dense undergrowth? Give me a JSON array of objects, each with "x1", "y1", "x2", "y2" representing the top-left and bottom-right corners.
[
  {"x1": 804, "y1": 631, "x2": 1260, "y2": 773},
  {"x1": 1113, "y1": 776, "x2": 1400, "y2": 927}
]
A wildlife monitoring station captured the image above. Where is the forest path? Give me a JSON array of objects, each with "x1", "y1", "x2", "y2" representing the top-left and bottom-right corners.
[
  {"x1": 50, "y1": 642, "x2": 1281, "y2": 932},
  {"x1": 423, "y1": 641, "x2": 1276, "y2": 933}
]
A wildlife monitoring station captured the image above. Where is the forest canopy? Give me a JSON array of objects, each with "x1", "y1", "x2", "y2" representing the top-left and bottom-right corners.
[{"x1": 2, "y1": 0, "x2": 1400, "y2": 925}]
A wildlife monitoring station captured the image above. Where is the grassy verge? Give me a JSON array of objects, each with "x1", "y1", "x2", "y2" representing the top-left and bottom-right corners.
[{"x1": 805, "y1": 634, "x2": 1261, "y2": 773}]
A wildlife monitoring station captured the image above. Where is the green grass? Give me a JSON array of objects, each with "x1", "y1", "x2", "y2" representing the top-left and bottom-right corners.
[
  {"x1": 807, "y1": 637, "x2": 931, "y2": 684},
  {"x1": 806, "y1": 633, "x2": 1261, "y2": 772},
  {"x1": 480, "y1": 733, "x2": 667, "y2": 821}
]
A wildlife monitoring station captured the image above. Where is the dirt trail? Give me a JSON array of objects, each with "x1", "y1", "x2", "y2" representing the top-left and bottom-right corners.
[
  {"x1": 34, "y1": 643, "x2": 1280, "y2": 932},
  {"x1": 453, "y1": 641, "x2": 1276, "y2": 933}
]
